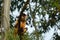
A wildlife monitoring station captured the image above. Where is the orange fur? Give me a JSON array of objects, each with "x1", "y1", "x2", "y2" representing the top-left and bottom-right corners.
[{"x1": 14, "y1": 14, "x2": 27, "y2": 37}]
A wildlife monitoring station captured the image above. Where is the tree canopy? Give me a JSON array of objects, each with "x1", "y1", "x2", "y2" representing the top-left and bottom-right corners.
[{"x1": 0, "y1": 0, "x2": 60, "y2": 40}]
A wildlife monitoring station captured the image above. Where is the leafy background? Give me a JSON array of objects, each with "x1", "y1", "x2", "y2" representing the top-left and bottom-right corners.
[{"x1": 0, "y1": 0, "x2": 60, "y2": 40}]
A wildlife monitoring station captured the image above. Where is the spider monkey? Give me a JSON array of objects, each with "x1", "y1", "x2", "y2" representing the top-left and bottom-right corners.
[
  {"x1": 14, "y1": 13, "x2": 27, "y2": 37},
  {"x1": 18, "y1": 13, "x2": 27, "y2": 34},
  {"x1": 14, "y1": 0, "x2": 30, "y2": 40}
]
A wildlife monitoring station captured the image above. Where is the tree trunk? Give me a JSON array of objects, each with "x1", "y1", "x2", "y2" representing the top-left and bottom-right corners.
[
  {"x1": 2, "y1": 0, "x2": 11, "y2": 40},
  {"x1": 3, "y1": 0, "x2": 11, "y2": 30}
]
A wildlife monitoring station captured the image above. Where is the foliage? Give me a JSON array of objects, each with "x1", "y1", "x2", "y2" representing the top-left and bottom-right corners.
[
  {"x1": 9, "y1": 0, "x2": 60, "y2": 40},
  {"x1": 10, "y1": 15, "x2": 15, "y2": 28},
  {"x1": 10, "y1": 0, "x2": 25, "y2": 12},
  {"x1": 5, "y1": 28, "x2": 32, "y2": 40},
  {"x1": 5, "y1": 28, "x2": 20, "y2": 40},
  {"x1": 30, "y1": 0, "x2": 60, "y2": 31},
  {"x1": 55, "y1": 34, "x2": 60, "y2": 40}
]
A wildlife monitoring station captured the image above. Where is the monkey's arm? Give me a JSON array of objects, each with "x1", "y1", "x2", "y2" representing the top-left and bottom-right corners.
[
  {"x1": 14, "y1": 26, "x2": 18, "y2": 37},
  {"x1": 14, "y1": 20, "x2": 18, "y2": 37}
]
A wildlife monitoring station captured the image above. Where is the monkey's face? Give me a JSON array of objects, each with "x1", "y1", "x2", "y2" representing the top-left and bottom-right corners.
[{"x1": 21, "y1": 16, "x2": 27, "y2": 21}]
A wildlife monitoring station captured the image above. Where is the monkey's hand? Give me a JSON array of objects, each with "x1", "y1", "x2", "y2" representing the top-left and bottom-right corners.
[{"x1": 23, "y1": 27, "x2": 28, "y2": 33}]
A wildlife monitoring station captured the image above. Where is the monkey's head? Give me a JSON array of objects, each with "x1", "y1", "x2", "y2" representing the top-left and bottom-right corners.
[{"x1": 20, "y1": 13, "x2": 27, "y2": 21}]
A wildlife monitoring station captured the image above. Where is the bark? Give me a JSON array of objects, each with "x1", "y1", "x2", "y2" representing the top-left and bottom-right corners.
[
  {"x1": 3, "y1": 0, "x2": 11, "y2": 30},
  {"x1": 2, "y1": 0, "x2": 11, "y2": 40}
]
